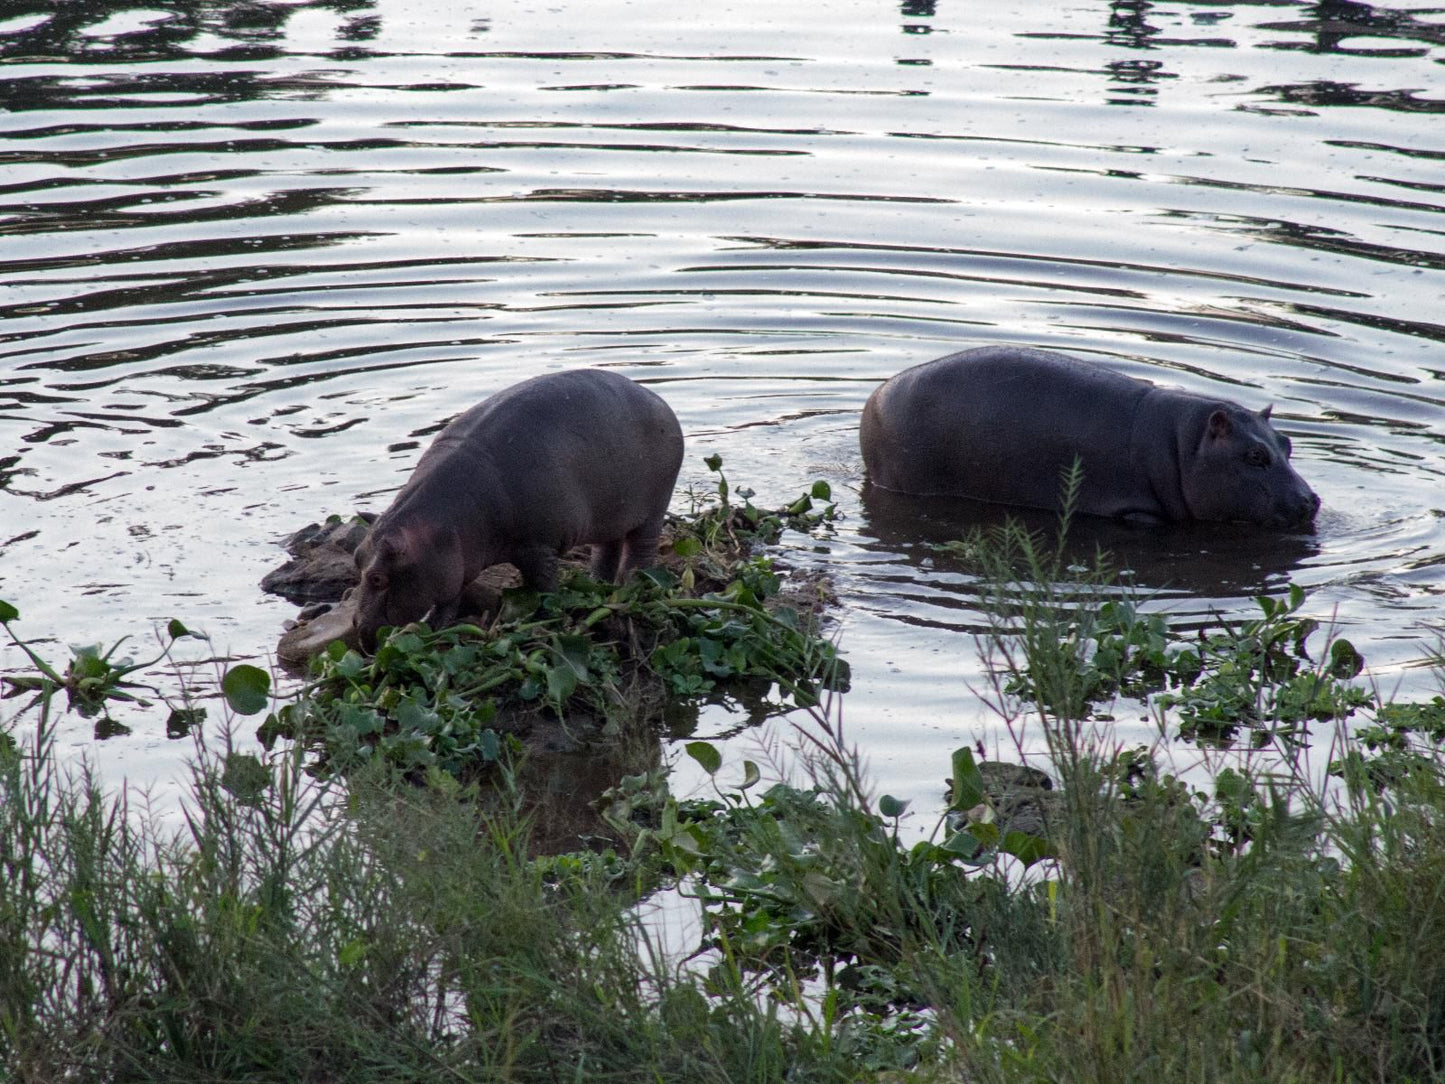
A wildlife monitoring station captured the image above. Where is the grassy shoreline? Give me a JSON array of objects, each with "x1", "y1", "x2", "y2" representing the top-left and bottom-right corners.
[{"x1": 4, "y1": 511, "x2": 1445, "y2": 1081}]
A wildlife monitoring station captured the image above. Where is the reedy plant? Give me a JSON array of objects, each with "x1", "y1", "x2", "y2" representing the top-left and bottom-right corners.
[{"x1": 948, "y1": 483, "x2": 1445, "y2": 1083}]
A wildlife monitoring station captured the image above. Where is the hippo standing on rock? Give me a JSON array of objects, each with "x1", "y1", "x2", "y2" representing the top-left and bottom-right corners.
[
  {"x1": 352, "y1": 369, "x2": 684, "y2": 650},
  {"x1": 860, "y1": 346, "x2": 1320, "y2": 529}
]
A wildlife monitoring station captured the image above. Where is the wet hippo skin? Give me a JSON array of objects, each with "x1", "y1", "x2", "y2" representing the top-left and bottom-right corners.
[
  {"x1": 352, "y1": 368, "x2": 685, "y2": 649},
  {"x1": 860, "y1": 346, "x2": 1320, "y2": 528}
]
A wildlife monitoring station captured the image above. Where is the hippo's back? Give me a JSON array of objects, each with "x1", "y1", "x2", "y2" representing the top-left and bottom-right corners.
[
  {"x1": 444, "y1": 368, "x2": 675, "y2": 450},
  {"x1": 861, "y1": 346, "x2": 1152, "y2": 511},
  {"x1": 393, "y1": 368, "x2": 684, "y2": 542}
]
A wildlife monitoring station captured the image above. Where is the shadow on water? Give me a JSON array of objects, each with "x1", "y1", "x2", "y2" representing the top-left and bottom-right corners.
[{"x1": 858, "y1": 482, "x2": 1323, "y2": 602}]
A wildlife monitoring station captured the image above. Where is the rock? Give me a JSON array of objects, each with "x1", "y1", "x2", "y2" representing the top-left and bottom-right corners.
[
  {"x1": 949, "y1": 760, "x2": 1060, "y2": 841},
  {"x1": 276, "y1": 598, "x2": 360, "y2": 670},
  {"x1": 260, "y1": 515, "x2": 374, "y2": 605}
]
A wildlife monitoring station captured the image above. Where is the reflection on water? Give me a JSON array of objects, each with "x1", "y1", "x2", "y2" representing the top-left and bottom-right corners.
[
  {"x1": 0, "y1": 0, "x2": 1441, "y2": 810},
  {"x1": 858, "y1": 484, "x2": 1324, "y2": 610}
]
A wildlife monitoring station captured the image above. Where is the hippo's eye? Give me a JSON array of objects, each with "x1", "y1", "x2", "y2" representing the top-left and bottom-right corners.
[
  {"x1": 1245, "y1": 445, "x2": 1272, "y2": 468},
  {"x1": 366, "y1": 571, "x2": 388, "y2": 590}
]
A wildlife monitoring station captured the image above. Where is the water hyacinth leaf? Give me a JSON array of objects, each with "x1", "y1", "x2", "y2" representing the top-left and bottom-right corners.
[
  {"x1": 554, "y1": 634, "x2": 591, "y2": 680},
  {"x1": 878, "y1": 794, "x2": 908, "y2": 819},
  {"x1": 672, "y1": 535, "x2": 703, "y2": 558},
  {"x1": 968, "y1": 821, "x2": 1000, "y2": 849},
  {"x1": 395, "y1": 695, "x2": 441, "y2": 733},
  {"x1": 1330, "y1": 638, "x2": 1364, "y2": 679},
  {"x1": 950, "y1": 747, "x2": 985, "y2": 812},
  {"x1": 640, "y1": 565, "x2": 678, "y2": 590},
  {"x1": 1001, "y1": 830, "x2": 1056, "y2": 868},
  {"x1": 335, "y1": 650, "x2": 366, "y2": 680},
  {"x1": 704, "y1": 453, "x2": 723, "y2": 472},
  {"x1": 222, "y1": 664, "x2": 271, "y2": 715},
  {"x1": 546, "y1": 663, "x2": 578, "y2": 704},
  {"x1": 498, "y1": 588, "x2": 540, "y2": 623},
  {"x1": 811, "y1": 480, "x2": 832, "y2": 500},
  {"x1": 686, "y1": 740, "x2": 722, "y2": 776},
  {"x1": 942, "y1": 830, "x2": 983, "y2": 860},
  {"x1": 740, "y1": 759, "x2": 761, "y2": 790},
  {"x1": 0, "y1": 599, "x2": 17, "y2": 622},
  {"x1": 698, "y1": 637, "x2": 733, "y2": 677}
]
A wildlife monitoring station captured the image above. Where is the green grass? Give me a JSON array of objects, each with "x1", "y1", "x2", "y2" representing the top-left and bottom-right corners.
[{"x1": 5, "y1": 497, "x2": 1445, "y2": 1081}]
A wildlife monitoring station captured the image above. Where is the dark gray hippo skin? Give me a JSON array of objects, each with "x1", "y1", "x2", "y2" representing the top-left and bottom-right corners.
[
  {"x1": 859, "y1": 346, "x2": 1320, "y2": 528},
  {"x1": 352, "y1": 368, "x2": 684, "y2": 648}
]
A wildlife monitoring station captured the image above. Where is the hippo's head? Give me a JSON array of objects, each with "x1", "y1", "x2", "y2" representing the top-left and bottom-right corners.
[
  {"x1": 1183, "y1": 405, "x2": 1320, "y2": 529},
  {"x1": 351, "y1": 520, "x2": 466, "y2": 651}
]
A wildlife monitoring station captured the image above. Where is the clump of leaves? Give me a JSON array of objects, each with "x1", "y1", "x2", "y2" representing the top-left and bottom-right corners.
[
  {"x1": 1160, "y1": 584, "x2": 1373, "y2": 743},
  {"x1": 258, "y1": 461, "x2": 846, "y2": 781},
  {"x1": 670, "y1": 454, "x2": 836, "y2": 588},
  {"x1": 0, "y1": 599, "x2": 207, "y2": 737},
  {"x1": 998, "y1": 594, "x2": 1177, "y2": 715},
  {"x1": 601, "y1": 742, "x2": 1052, "y2": 1008},
  {"x1": 945, "y1": 477, "x2": 1387, "y2": 747},
  {"x1": 262, "y1": 557, "x2": 847, "y2": 780},
  {"x1": 985, "y1": 569, "x2": 1378, "y2": 745}
]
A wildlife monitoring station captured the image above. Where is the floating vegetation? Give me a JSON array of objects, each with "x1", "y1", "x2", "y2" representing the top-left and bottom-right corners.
[{"x1": 258, "y1": 457, "x2": 848, "y2": 781}]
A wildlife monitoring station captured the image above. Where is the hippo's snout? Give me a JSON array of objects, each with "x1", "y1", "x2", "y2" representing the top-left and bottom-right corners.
[
  {"x1": 1303, "y1": 489, "x2": 1322, "y2": 522},
  {"x1": 1269, "y1": 487, "x2": 1320, "y2": 530}
]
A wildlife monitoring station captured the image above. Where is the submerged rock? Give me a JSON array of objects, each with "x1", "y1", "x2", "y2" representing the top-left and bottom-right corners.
[{"x1": 948, "y1": 760, "x2": 1060, "y2": 842}]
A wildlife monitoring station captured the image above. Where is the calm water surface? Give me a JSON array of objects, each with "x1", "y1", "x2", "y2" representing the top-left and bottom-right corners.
[{"x1": 1, "y1": 0, "x2": 1442, "y2": 811}]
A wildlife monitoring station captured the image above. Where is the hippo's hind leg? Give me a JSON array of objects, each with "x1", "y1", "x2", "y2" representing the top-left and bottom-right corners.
[
  {"x1": 618, "y1": 511, "x2": 666, "y2": 580},
  {"x1": 590, "y1": 539, "x2": 625, "y2": 583}
]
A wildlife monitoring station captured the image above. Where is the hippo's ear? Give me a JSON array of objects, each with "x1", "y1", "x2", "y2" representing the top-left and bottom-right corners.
[
  {"x1": 1259, "y1": 404, "x2": 1273, "y2": 421},
  {"x1": 394, "y1": 520, "x2": 455, "y2": 560},
  {"x1": 1206, "y1": 409, "x2": 1234, "y2": 439},
  {"x1": 375, "y1": 527, "x2": 428, "y2": 568}
]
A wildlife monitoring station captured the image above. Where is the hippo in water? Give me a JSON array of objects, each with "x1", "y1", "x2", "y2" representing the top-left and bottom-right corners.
[
  {"x1": 859, "y1": 346, "x2": 1319, "y2": 528},
  {"x1": 352, "y1": 368, "x2": 684, "y2": 650}
]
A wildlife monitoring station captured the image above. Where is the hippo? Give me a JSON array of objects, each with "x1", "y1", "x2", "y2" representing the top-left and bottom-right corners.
[
  {"x1": 352, "y1": 368, "x2": 684, "y2": 649},
  {"x1": 859, "y1": 346, "x2": 1319, "y2": 528}
]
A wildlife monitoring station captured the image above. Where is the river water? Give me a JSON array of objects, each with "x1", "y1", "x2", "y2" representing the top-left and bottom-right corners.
[{"x1": 1, "y1": 0, "x2": 1442, "y2": 813}]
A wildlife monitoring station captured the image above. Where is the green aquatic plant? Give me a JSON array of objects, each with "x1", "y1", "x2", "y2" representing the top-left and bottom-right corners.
[
  {"x1": 1160, "y1": 585, "x2": 1373, "y2": 743},
  {"x1": 949, "y1": 510, "x2": 1383, "y2": 744},
  {"x1": 263, "y1": 559, "x2": 846, "y2": 779},
  {"x1": 10, "y1": 536, "x2": 1445, "y2": 1079},
  {"x1": 597, "y1": 733, "x2": 1055, "y2": 1025},
  {"x1": 260, "y1": 465, "x2": 847, "y2": 781},
  {"x1": 0, "y1": 599, "x2": 206, "y2": 733}
]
